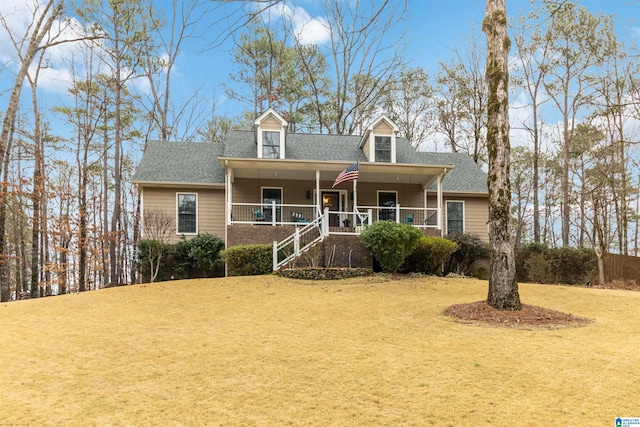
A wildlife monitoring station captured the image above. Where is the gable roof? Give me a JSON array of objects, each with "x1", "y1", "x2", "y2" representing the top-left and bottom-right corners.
[
  {"x1": 133, "y1": 141, "x2": 225, "y2": 185},
  {"x1": 132, "y1": 131, "x2": 488, "y2": 194}
]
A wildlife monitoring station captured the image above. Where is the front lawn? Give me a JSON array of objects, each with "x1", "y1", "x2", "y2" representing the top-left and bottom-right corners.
[{"x1": 1, "y1": 276, "x2": 638, "y2": 426}]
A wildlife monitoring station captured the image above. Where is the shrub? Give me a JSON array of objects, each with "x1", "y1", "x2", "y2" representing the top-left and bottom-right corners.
[
  {"x1": 445, "y1": 233, "x2": 490, "y2": 276},
  {"x1": 220, "y1": 244, "x2": 273, "y2": 276},
  {"x1": 173, "y1": 233, "x2": 225, "y2": 279},
  {"x1": 516, "y1": 243, "x2": 597, "y2": 285},
  {"x1": 546, "y1": 246, "x2": 596, "y2": 285},
  {"x1": 359, "y1": 221, "x2": 422, "y2": 273},
  {"x1": 515, "y1": 242, "x2": 550, "y2": 282},
  {"x1": 401, "y1": 236, "x2": 458, "y2": 275}
]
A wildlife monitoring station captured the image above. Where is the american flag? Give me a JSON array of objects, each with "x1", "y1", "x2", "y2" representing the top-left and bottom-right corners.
[{"x1": 332, "y1": 161, "x2": 359, "y2": 188}]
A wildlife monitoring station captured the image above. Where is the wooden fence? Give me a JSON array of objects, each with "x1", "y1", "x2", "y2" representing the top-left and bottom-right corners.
[{"x1": 604, "y1": 253, "x2": 640, "y2": 283}]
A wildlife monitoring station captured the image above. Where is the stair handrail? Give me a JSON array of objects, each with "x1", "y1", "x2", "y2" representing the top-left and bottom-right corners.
[{"x1": 273, "y1": 211, "x2": 325, "y2": 271}]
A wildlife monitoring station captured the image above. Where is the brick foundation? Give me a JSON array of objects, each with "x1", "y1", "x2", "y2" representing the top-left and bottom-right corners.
[
  {"x1": 323, "y1": 235, "x2": 372, "y2": 269},
  {"x1": 226, "y1": 225, "x2": 440, "y2": 271},
  {"x1": 227, "y1": 224, "x2": 300, "y2": 247}
]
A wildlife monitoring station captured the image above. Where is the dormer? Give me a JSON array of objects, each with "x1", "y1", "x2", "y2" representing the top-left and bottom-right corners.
[
  {"x1": 359, "y1": 114, "x2": 399, "y2": 163},
  {"x1": 255, "y1": 108, "x2": 288, "y2": 159}
]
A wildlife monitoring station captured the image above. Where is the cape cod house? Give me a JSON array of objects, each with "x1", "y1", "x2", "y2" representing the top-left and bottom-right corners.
[{"x1": 132, "y1": 109, "x2": 488, "y2": 271}]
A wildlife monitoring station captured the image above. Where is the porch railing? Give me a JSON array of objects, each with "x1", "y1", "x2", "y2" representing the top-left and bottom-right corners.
[
  {"x1": 230, "y1": 202, "x2": 317, "y2": 226},
  {"x1": 230, "y1": 202, "x2": 439, "y2": 229},
  {"x1": 358, "y1": 205, "x2": 439, "y2": 229}
]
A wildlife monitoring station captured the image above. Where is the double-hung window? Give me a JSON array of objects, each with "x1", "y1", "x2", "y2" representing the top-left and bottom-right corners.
[
  {"x1": 375, "y1": 136, "x2": 391, "y2": 162},
  {"x1": 262, "y1": 131, "x2": 280, "y2": 159},
  {"x1": 446, "y1": 201, "x2": 464, "y2": 236},
  {"x1": 177, "y1": 193, "x2": 197, "y2": 234}
]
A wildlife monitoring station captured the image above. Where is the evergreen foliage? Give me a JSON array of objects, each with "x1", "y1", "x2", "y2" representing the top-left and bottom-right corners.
[
  {"x1": 359, "y1": 221, "x2": 422, "y2": 273},
  {"x1": 220, "y1": 244, "x2": 273, "y2": 276},
  {"x1": 401, "y1": 236, "x2": 458, "y2": 275}
]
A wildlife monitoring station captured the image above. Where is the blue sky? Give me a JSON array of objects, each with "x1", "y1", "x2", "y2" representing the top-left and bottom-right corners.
[
  {"x1": 180, "y1": 0, "x2": 640, "y2": 122},
  {"x1": 0, "y1": 0, "x2": 638, "y2": 145}
]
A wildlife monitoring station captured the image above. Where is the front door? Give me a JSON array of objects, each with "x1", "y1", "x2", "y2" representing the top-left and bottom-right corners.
[
  {"x1": 322, "y1": 191, "x2": 340, "y2": 226},
  {"x1": 378, "y1": 191, "x2": 397, "y2": 221},
  {"x1": 262, "y1": 187, "x2": 282, "y2": 222}
]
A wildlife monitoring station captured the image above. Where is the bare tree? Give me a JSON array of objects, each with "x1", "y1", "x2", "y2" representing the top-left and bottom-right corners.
[
  {"x1": 141, "y1": 209, "x2": 174, "y2": 283},
  {"x1": 382, "y1": 66, "x2": 435, "y2": 149},
  {"x1": 0, "y1": 0, "x2": 65, "y2": 301},
  {"x1": 511, "y1": 14, "x2": 554, "y2": 243},
  {"x1": 435, "y1": 34, "x2": 487, "y2": 164},
  {"x1": 292, "y1": 0, "x2": 408, "y2": 135},
  {"x1": 483, "y1": 0, "x2": 521, "y2": 310}
]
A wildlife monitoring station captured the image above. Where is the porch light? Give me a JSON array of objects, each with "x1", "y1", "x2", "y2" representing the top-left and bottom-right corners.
[{"x1": 306, "y1": 190, "x2": 311, "y2": 199}]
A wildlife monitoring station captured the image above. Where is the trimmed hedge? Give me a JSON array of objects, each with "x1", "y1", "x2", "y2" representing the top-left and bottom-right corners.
[
  {"x1": 400, "y1": 236, "x2": 458, "y2": 275},
  {"x1": 276, "y1": 268, "x2": 373, "y2": 280},
  {"x1": 220, "y1": 244, "x2": 273, "y2": 276},
  {"x1": 516, "y1": 243, "x2": 596, "y2": 285}
]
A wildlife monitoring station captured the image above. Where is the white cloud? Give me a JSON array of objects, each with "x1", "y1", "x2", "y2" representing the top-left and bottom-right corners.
[
  {"x1": 0, "y1": 0, "x2": 93, "y2": 96},
  {"x1": 274, "y1": 3, "x2": 331, "y2": 45}
]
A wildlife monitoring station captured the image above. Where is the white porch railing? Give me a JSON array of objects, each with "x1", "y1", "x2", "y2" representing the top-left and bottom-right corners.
[
  {"x1": 230, "y1": 202, "x2": 317, "y2": 226},
  {"x1": 358, "y1": 205, "x2": 439, "y2": 229},
  {"x1": 230, "y1": 202, "x2": 438, "y2": 229}
]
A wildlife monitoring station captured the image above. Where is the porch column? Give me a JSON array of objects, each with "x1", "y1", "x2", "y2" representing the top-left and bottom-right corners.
[
  {"x1": 226, "y1": 165, "x2": 233, "y2": 225},
  {"x1": 437, "y1": 172, "x2": 444, "y2": 233},
  {"x1": 315, "y1": 169, "x2": 321, "y2": 218}
]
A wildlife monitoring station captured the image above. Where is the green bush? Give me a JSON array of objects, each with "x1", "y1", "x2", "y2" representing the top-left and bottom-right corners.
[
  {"x1": 400, "y1": 236, "x2": 458, "y2": 275},
  {"x1": 516, "y1": 243, "x2": 597, "y2": 285},
  {"x1": 515, "y1": 242, "x2": 549, "y2": 282},
  {"x1": 546, "y1": 246, "x2": 596, "y2": 285},
  {"x1": 445, "y1": 233, "x2": 490, "y2": 276},
  {"x1": 173, "y1": 233, "x2": 225, "y2": 279},
  {"x1": 359, "y1": 221, "x2": 422, "y2": 273},
  {"x1": 220, "y1": 244, "x2": 273, "y2": 276}
]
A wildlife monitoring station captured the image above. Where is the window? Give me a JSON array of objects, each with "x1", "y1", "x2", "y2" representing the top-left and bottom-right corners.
[
  {"x1": 446, "y1": 201, "x2": 464, "y2": 235},
  {"x1": 262, "y1": 187, "x2": 282, "y2": 222},
  {"x1": 262, "y1": 131, "x2": 280, "y2": 159},
  {"x1": 177, "y1": 193, "x2": 197, "y2": 234},
  {"x1": 375, "y1": 136, "x2": 391, "y2": 162}
]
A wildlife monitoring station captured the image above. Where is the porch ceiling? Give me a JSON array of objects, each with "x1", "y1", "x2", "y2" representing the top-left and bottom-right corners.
[{"x1": 218, "y1": 157, "x2": 454, "y2": 187}]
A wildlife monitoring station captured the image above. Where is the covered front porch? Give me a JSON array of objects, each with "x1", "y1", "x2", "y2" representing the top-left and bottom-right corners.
[{"x1": 221, "y1": 157, "x2": 455, "y2": 235}]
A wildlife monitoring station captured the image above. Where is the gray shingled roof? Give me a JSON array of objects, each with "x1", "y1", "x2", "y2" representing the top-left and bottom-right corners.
[
  {"x1": 133, "y1": 132, "x2": 487, "y2": 193},
  {"x1": 133, "y1": 141, "x2": 225, "y2": 184}
]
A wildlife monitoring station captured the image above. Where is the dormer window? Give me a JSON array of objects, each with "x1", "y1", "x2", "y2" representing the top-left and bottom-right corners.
[
  {"x1": 262, "y1": 131, "x2": 280, "y2": 158},
  {"x1": 359, "y1": 114, "x2": 399, "y2": 163},
  {"x1": 375, "y1": 136, "x2": 391, "y2": 163},
  {"x1": 255, "y1": 108, "x2": 288, "y2": 159}
]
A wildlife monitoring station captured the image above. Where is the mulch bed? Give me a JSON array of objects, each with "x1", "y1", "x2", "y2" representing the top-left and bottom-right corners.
[{"x1": 444, "y1": 301, "x2": 592, "y2": 329}]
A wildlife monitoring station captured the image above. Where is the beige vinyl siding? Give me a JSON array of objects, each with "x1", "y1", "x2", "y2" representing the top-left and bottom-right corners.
[
  {"x1": 362, "y1": 138, "x2": 371, "y2": 161},
  {"x1": 427, "y1": 194, "x2": 489, "y2": 241},
  {"x1": 142, "y1": 186, "x2": 225, "y2": 244},
  {"x1": 373, "y1": 120, "x2": 393, "y2": 135},
  {"x1": 462, "y1": 197, "x2": 489, "y2": 240},
  {"x1": 261, "y1": 114, "x2": 282, "y2": 130}
]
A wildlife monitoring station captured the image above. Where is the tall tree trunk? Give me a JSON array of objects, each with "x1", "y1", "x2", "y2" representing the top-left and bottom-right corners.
[
  {"x1": 483, "y1": 0, "x2": 521, "y2": 310},
  {"x1": 0, "y1": 0, "x2": 64, "y2": 302},
  {"x1": 532, "y1": 106, "x2": 540, "y2": 243}
]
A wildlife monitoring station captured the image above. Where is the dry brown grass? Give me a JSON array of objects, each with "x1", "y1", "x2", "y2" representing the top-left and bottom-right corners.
[{"x1": 1, "y1": 275, "x2": 638, "y2": 426}]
